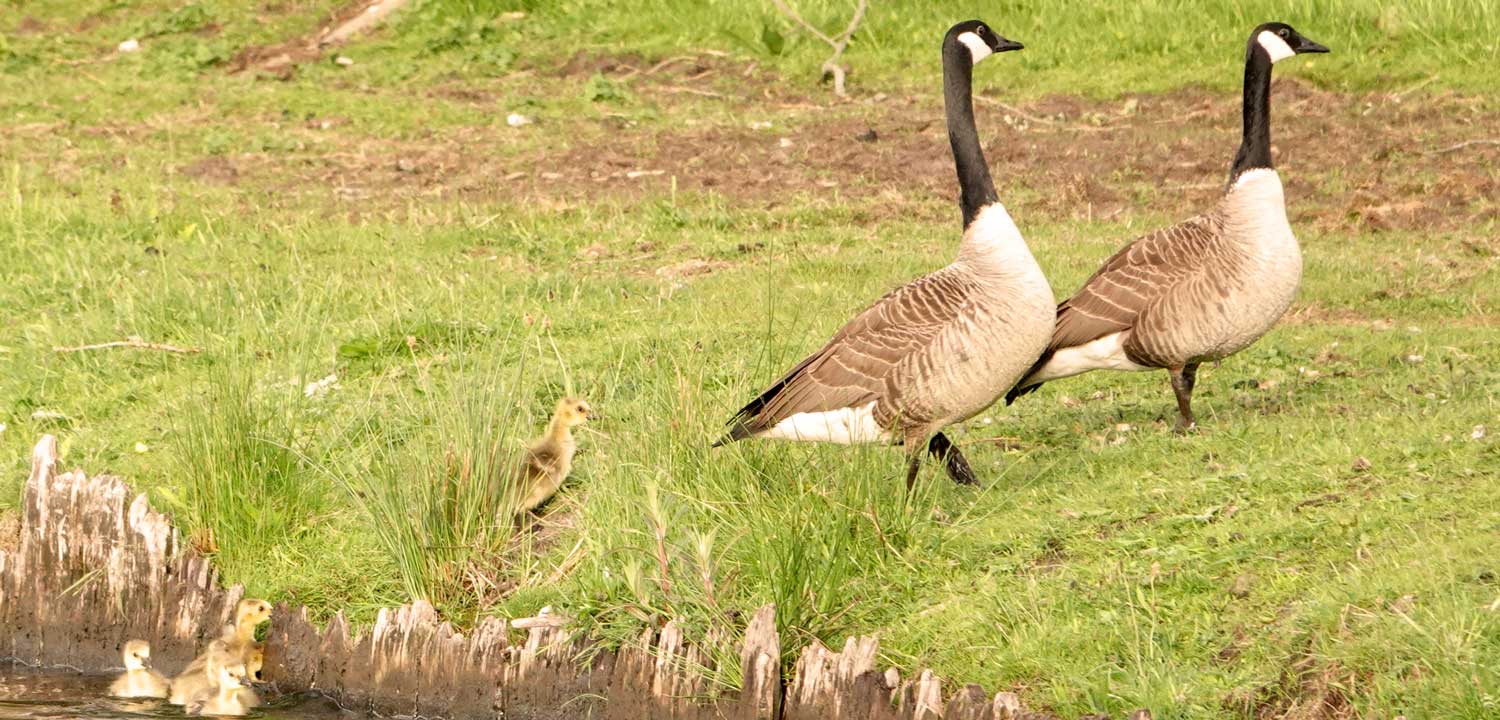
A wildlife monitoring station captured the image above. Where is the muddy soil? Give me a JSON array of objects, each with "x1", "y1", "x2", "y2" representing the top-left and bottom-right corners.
[{"x1": 196, "y1": 51, "x2": 1500, "y2": 237}]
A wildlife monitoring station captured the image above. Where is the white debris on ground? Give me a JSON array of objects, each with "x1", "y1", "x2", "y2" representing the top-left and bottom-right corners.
[{"x1": 303, "y1": 374, "x2": 339, "y2": 398}]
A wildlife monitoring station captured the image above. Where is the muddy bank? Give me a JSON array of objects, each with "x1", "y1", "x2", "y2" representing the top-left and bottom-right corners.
[{"x1": 1, "y1": 435, "x2": 1112, "y2": 719}]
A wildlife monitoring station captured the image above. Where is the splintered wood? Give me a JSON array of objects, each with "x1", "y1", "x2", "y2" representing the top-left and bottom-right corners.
[{"x1": 2, "y1": 434, "x2": 1108, "y2": 719}]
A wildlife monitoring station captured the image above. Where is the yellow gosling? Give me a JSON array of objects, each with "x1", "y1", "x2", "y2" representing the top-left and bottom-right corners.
[
  {"x1": 108, "y1": 640, "x2": 168, "y2": 699},
  {"x1": 170, "y1": 598, "x2": 272, "y2": 704},
  {"x1": 186, "y1": 660, "x2": 250, "y2": 717},
  {"x1": 514, "y1": 397, "x2": 591, "y2": 514},
  {"x1": 168, "y1": 641, "x2": 230, "y2": 705},
  {"x1": 238, "y1": 645, "x2": 264, "y2": 708}
]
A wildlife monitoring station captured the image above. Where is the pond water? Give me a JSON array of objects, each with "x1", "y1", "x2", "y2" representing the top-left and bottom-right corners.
[{"x1": 0, "y1": 666, "x2": 354, "y2": 720}]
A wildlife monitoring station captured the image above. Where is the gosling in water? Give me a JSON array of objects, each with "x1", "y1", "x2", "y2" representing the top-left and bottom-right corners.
[
  {"x1": 512, "y1": 397, "x2": 592, "y2": 513},
  {"x1": 109, "y1": 640, "x2": 168, "y2": 699},
  {"x1": 170, "y1": 598, "x2": 271, "y2": 704},
  {"x1": 238, "y1": 645, "x2": 264, "y2": 708},
  {"x1": 186, "y1": 659, "x2": 251, "y2": 717}
]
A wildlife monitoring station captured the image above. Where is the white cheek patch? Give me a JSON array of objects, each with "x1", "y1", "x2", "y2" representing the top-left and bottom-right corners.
[
  {"x1": 1256, "y1": 31, "x2": 1295, "y2": 64},
  {"x1": 957, "y1": 32, "x2": 993, "y2": 64}
]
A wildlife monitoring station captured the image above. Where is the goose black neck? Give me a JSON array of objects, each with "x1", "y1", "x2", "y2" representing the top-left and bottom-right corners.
[
  {"x1": 943, "y1": 42, "x2": 998, "y2": 227},
  {"x1": 1229, "y1": 47, "x2": 1275, "y2": 182}
]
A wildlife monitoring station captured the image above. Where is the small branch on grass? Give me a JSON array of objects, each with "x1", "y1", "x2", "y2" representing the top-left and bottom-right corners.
[
  {"x1": 54, "y1": 336, "x2": 201, "y2": 354},
  {"x1": 659, "y1": 85, "x2": 725, "y2": 99},
  {"x1": 644, "y1": 55, "x2": 698, "y2": 75},
  {"x1": 318, "y1": 0, "x2": 412, "y2": 48},
  {"x1": 973, "y1": 95, "x2": 1060, "y2": 126},
  {"x1": 1428, "y1": 138, "x2": 1500, "y2": 155},
  {"x1": 1389, "y1": 74, "x2": 1439, "y2": 101},
  {"x1": 972, "y1": 95, "x2": 1133, "y2": 135},
  {"x1": 770, "y1": 0, "x2": 869, "y2": 98}
]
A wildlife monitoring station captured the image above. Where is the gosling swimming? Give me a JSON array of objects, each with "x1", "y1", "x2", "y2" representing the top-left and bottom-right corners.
[
  {"x1": 185, "y1": 658, "x2": 251, "y2": 717},
  {"x1": 108, "y1": 639, "x2": 168, "y2": 699},
  {"x1": 170, "y1": 598, "x2": 271, "y2": 704}
]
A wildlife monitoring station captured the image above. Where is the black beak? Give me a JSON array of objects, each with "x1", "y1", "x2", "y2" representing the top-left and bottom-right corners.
[
  {"x1": 1297, "y1": 37, "x2": 1329, "y2": 54},
  {"x1": 994, "y1": 38, "x2": 1024, "y2": 53}
]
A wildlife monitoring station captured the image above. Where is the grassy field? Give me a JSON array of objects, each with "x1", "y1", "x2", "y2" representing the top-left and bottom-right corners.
[{"x1": 3, "y1": 1, "x2": 1499, "y2": 717}]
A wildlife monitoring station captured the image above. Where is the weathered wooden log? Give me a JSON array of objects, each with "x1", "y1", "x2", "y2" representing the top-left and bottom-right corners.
[{"x1": 1, "y1": 435, "x2": 1076, "y2": 720}]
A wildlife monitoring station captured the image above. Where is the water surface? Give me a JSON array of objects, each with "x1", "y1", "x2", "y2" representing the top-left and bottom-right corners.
[{"x1": 1, "y1": 666, "x2": 353, "y2": 720}]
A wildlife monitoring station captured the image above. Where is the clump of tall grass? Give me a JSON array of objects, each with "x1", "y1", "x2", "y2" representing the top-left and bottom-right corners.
[
  {"x1": 334, "y1": 357, "x2": 537, "y2": 621},
  {"x1": 557, "y1": 357, "x2": 951, "y2": 692},
  {"x1": 162, "y1": 365, "x2": 321, "y2": 581}
]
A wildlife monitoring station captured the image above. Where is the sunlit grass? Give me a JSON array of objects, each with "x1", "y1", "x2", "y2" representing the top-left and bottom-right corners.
[{"x1": 0, "y1": 2, "x2": 1498, "y2": 717}]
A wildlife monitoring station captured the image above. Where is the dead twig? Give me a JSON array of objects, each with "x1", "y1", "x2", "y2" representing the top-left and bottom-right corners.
[
  {"x1": 1428, "y1": 138, "x2": 1500, "y2": 155},
  {"x1": 659, "y1": 85, "x2": 725, "y2": 99},
  {"x1": 973, "y1": 95, "x2": 1124, "y2": 132},
  {"x1": 644, "y1": 55, "x2": 696, "y2": 75},
  {"x1": 1389, "y1": 74, "x2": 1439, "y2": 102},
  {"x1": 973, "y1": 95, "x2": 1060, "y2": 126},
  {"x1": 318, "y1": 0, "x2": 412, "y2": 47},
  {"x1": 770, "y1": 0, "x2": 869, "y2": 97},
  {"x1": 54, "y1": 336, "x2": 201, "y2": 354}
]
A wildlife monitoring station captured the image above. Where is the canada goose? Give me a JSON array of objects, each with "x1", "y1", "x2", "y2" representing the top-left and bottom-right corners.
[
  {"x1": 170, "y1": 599, "x2": 272, "y2": 704},
  {"x1": 186, "y1": 660, "x2": 251, "y2": 717},
  {"x1": 108, "y1": 640, "x2": 169, "y2": 699},
  {"x1": 513, "y1": 397, "x2": 591, "y2": 513},
  {"x1": 1005, "y1": 22, "x2": 1329, "y2": 431},
  {"x1": 714, "y1": 20, "x2": 1053, "y2": 489}
]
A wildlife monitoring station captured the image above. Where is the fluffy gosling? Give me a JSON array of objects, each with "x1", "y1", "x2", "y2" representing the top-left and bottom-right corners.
[
  {"x1": 169, "y1": 641, "x2": 230, "y2": 706},
  {"x1": 219, "y1": 599, "x2": 273, "y2": 653},
  {"x1": 238, "y1": 645, "x2": 264, "y2": 708},
  {"x1": 170, "y1": 598, "x2": 271, "y2": 704},
  {"x1": 108, "y1": 640, "x2": 168, "y2": 699},
  {"x1": 185, "y1": 659, "x2": 251, "y2": 717},
  {"x1": 513, "y1": 397, "x2": 591, "y2": 514}
]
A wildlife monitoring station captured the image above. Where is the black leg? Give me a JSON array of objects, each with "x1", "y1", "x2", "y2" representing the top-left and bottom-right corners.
[
  {"x1": 927, "y1": 432, "x2": 978, "y2": 485},
  {"x1": 1169, "y1": 364, "x2": 1200, "y2": 433},
  {"x1": 903, "y1": 450, "x2": 923, "y2": 493}
]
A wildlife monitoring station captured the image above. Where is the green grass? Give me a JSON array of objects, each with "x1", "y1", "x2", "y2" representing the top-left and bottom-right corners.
[{"x1": 3, "y1": 2, "x2": 1499, "y2": 718}]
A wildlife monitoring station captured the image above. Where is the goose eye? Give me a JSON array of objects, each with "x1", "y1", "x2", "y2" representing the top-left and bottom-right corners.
[{"x1": 1278, "y1": 28, "x2": 1289, "y2": 38}]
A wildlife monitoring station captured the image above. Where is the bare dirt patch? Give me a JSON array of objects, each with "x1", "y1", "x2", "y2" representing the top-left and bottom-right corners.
[
  {"x1": 180, "y1": 156, "x2": 241, "y2": 185},
  {"x1": 15, "y1": 16, "x2": 49, "y2": 36},
  {"x1": 198, "y1": 59, "x2": 1499, "y2": 239}
]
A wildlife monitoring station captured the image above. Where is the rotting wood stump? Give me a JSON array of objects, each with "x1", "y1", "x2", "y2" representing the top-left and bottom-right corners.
[{"x1": 1, "y1": 434, "x2": 1101, "y2": 718}]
